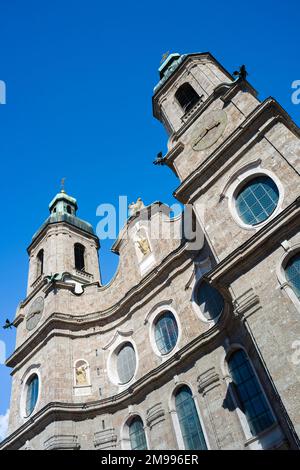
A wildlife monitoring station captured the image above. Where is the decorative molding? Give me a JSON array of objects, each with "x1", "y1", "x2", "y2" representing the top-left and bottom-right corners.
[
  {"x1": 103, "y1": 329, "x2": 134, "y2": 351},
  {"x1": 197, "y1": 367, "x2": 220, "y2": 395},
  {"x1": 144, "y1": 299, "x2": 173, "y2": 324},
  {"x1": 233, "y1": 288, "x2": 261, "y2": 320},
  {"x1": 0, "y1": 314, "x2": 230, "y2": 450},
  {"x1": 93, "y1": 428, "x2": 118, "y2": 449},
  {"x1": 146, "y1": 402, "x2": 166, "y2": 429},
  {"x1": 174, "y1": 98, "x2": 300, "y2": 203},
  {"x1": 8, "y1": 244, "x2": 193, "y2": 368},
  {"x1": 44, "y1": 434, "x2": 80, "y2": 450}
]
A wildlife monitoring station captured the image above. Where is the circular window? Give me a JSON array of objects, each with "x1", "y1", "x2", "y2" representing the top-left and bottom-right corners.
[
  {"x1": 235, "y1": 175, "x2": 279, "y2": 226},
  {"x1": 196, "y1": 281, "x2": 224, "y2": 321},
  {"x1": 116, "y1": 343, "x2": 137, "y2": 384},
  {"x1": 25, "y1": 374, "x2": 39, "y2": 416},
  {"x1": 154, "y1": 312, "x2": 178, "y2": 355}
]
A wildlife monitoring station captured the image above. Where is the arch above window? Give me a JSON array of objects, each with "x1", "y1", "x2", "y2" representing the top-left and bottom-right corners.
[
  {"x1": 175, "y1": 83, "x2": 200, "y2": 113},
  {"x1": 74, "y1": 243, "x2": 85, "y2": 271}
]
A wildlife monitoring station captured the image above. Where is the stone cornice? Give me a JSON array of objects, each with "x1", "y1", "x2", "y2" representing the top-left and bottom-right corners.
[
  {"x1": 0, "y1": 311, "x2": 230, "y2": 450},
  {"x1": 206, "y1": 197, "x2": 300, "y2": 286},
  {"x1": 27, "y1": 220, "x2": 100, "y2": 254},
  {"x1": 7, "y1": 243, "x2": 194, "y2": 369},
  {"x1": 174, "y1": 97, "x2": 300, "y2": 203}
]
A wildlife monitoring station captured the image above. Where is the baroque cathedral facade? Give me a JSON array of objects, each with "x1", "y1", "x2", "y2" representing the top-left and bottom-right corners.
[{"x1": 1, "y1": 52, "x2": 300, "y2": 450}]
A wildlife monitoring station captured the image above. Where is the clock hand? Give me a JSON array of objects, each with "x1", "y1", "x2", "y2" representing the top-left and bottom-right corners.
[{"x1": 194, "y1": 120, "x2": 221, "y2": 145}]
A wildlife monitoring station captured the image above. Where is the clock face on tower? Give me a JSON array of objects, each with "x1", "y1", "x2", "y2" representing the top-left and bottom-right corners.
[
  {"x1": 26, "y1": 296, "x2": 44, "y2": 331},
  {"x1": 191, "y1": 109, "x2": 228, "y2": 151}
]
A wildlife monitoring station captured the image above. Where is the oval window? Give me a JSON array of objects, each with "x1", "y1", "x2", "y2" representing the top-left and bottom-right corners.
[
  {"x1": 154, "y1": 312, "x2": 178, "y2": 354},
  {"x1": 116, "y1": 343, "x2": 136, "y2": 384}
]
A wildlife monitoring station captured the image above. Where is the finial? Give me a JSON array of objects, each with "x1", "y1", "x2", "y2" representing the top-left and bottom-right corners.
[
  {"x1": 160, "y1": 51, "x2": 170, "y2": 64},
  {"x1": 60, "y1": 177, "x2": 66, "y2": 193}
]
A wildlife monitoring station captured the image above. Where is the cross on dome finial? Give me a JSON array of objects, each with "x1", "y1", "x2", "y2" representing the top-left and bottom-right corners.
[
  {"x1": 160, "y1": 51, "x2": 170, "y2": 64},
  {"x1": 60, "y1": 177, "x2": 66, "y2": 193}
]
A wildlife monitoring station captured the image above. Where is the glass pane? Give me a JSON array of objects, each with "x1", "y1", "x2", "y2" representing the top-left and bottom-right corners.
[
  {"x1": 285, "y1": 253, "x2": 300, "y2": 299},
  {"x1": 117, "y1": 343, "x2": 136, "y2": 384},
  {"x1": 175, "y1": 386, "x2": 207, "y2": 450},
  {"x1": 236, "y1": 176, "x2": 279, "y2": 226},
  {"x1": 26, "y1": 374, "x2": 39, "y2": 416},
  {"x1": 129, "y1": 417, "x2": 147, "y2": 450},
  {"x1": 196, "y1": 281, "x2": 224, "y2": 320},
  {"x1": 228, "y1": 350, "x2": 275, "y2": 436},
  {"x1": 154, "y1": 312, "x2": 178, "y2": 354}
]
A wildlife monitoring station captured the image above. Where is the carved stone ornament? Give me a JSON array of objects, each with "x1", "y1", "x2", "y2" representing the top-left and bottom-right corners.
[
  {"x1": 128, "y1": 197, "x2": 145, "y2": 216},
  {"x1": 26, "y1": 296, "x2": 44, "y2": 331},
  {"x1": 136, "y1": 231, "x2": 151, "y2": 257},
  {"x1": 191, "y1": 109, "x2": 227, "y2": 151}
]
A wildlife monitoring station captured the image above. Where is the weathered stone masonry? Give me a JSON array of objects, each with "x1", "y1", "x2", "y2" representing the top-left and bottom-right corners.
[{"x1": 1, "y1": 52, "x2": 300, "y2": 450}]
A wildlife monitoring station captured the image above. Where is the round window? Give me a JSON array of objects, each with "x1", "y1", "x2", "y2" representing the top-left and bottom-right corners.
[
  {"x1": 116, "y1": 343, "x2": 136, "y2": 384},
  {"x1": 154, "y1": 312, "x2": 178, "y2": 355},
  {"x1": 196, "y1": 281, "x2": 224, "y2": 321},
  {"x1": 235, "y1": 175, "x2": 279, "y2": 226}
]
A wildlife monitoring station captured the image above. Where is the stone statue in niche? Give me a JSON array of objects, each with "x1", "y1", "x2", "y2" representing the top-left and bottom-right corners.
[
  {"x1": 75, "y1": 362, "x2": 88, "y2": 386},
  {"x1": 136, "y1": 231, "x2": 151, "y2": 257},
  {"x1": 128, "y1": 197, "x2": 145, "y2": 216}
]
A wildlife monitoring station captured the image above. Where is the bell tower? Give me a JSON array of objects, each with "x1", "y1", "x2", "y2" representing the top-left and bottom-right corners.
[{"x1": 27, "y1": 189, "x2": 101, "y2": 295}]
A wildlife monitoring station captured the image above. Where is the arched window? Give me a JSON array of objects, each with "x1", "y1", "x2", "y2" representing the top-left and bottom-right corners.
[
  {"x1": 175, "y1": 83, "x2": 200, "y2": 113},
  {"x1": 285, "y1": 253, "x2": 300, "y2": 300},
  {"x1": 37, "y1": 249, "x2": 44, "y2": 277},
  {"x1": 67, "y1": 205, "x2": 72, "y2": 214},
  {"x1": 26, "y1": 374, "x2": 39, "y2": 416},
  {"x1": 175, "y1": 385, "x2": 207, "y2": 450},
  {"x1": 195, "y1": 281, "x2": 224, "y2": 321},
  {"x1": 129, "y1": 417, "x2": 148, "y2": 450},
  {"x1": 228, "y1": 349, "x2": 275, "y2": 436},
  {"x1": 235, "y1": 175, "x2": 279, "y2": 226},
  {"x1": 116, "y1": 343, "x2": 136, "y2": 384},
  {"x1": 154, "y1": 312, "x2": 178, "y2": 354},
  {"x1": 74, "y1": 243, "x2": 85, "y2": 271}
]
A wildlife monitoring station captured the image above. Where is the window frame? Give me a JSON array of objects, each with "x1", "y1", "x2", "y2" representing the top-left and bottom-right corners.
[
  {"x1": 169, "y1": 382, "x2": 209, "y2": 450},
  {"x1": 147, "y1": 304, "x2": 181, "y2": 360},
  {"x1": 175, "y1": 83, "x2": 201, "y2": 114},
  {"x1": 235, "y1": 175, "x2": 280, "y2": 227},
  {"x1": 107, "y1": 339, "x2": 138, "y2": 389},
  {"x1": 277, "y1": 244, "x2": 300, "y2": 314},
  {"x1": 221, "y1": 163, "x2": 284, "y2": 232},
  {"x1": 120, "y1": 413, "x2": 150, "y2": 450},
  {"x1": 74, "y1": 243, "x2": 86, "y2": 271},
  {"x1": 20, "y1": 367, "x2": 41, "y2": 420},
  {"x1": 221, "y1": 344, "x2": 280, "y2": 448}
]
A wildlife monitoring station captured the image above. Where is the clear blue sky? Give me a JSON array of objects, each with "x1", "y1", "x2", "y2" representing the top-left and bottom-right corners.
[{"x1": 0, "y1": 0, "x2": 299, "y2": 437}]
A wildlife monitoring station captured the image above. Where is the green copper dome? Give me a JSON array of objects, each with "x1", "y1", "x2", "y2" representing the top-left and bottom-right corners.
[{"x1": 32, "y1": 191, "x2": 95, "y2": 241}]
